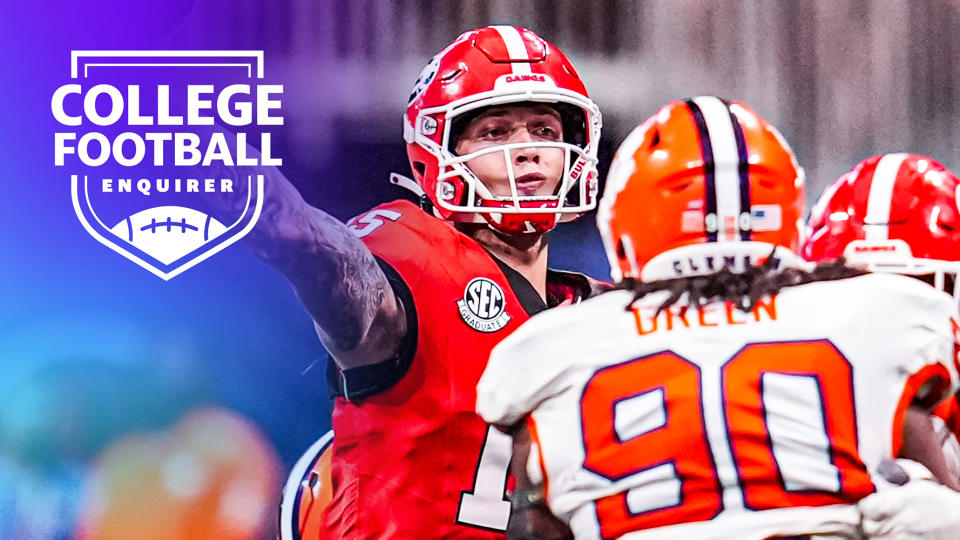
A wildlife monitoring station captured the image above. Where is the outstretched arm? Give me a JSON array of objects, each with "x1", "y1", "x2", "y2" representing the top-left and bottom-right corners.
[{"x1": 209, "y1": 158, "x2": 406, "y2": 371}]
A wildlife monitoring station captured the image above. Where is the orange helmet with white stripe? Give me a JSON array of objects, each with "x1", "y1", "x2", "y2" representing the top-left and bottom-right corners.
[
  {"x1": 279, "y1": 430, "x2": 334, "y2": 540},
  {"x1": 404, "y1": 26, "x2": 602, "y2": 235},
  {"x1": 802, "y1": 153, "x2": 960, "y2": 297},
  {"x1": 598, "y1": 96, "x2": 806, "y2": 282}
]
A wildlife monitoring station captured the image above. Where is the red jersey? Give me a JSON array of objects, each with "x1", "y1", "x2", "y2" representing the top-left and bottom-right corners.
[{"x1": 322, "y1": 200, "x2": 599, "y2": 539}]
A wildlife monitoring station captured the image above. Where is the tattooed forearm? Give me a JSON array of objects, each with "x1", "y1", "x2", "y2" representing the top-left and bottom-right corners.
[
  {"x1": 288, "y1": 209, "x2": 405, "y2": 361},
  {"x1": 207, "y1": 159, "x2": 406, "y2": 369}
]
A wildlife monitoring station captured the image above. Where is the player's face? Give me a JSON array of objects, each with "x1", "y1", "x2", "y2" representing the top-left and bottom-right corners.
[{"x1": 454, "y1": 104, "x2": 565, "y2": 198}]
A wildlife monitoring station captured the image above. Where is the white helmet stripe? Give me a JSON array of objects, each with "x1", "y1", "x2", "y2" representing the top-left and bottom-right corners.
[
  {"x1": 692, "y1": 96, "x2": 743, "y2": 242},
  {"x1": 492, "y1": 25, "x2": 532, "y2": 75},
  {"x1": 864, "y1": 153, "x2": 908, "y2": 241},
  {"x1": 279, "y1": 429, "x2": 334, "y2": 540}
]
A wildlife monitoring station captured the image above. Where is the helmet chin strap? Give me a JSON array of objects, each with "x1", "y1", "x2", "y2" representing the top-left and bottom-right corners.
[
  {"x1": 389, "y1": 173, "x2": 426, "y2": 197},
  {"x1": 391, "y1": 172, "x2": 440, "y2": 216}
]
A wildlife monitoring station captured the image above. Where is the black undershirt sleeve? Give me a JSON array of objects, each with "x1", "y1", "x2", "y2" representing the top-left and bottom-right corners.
[{"x1": 325, "y1": 256, "x2": 418, "y2": 401}]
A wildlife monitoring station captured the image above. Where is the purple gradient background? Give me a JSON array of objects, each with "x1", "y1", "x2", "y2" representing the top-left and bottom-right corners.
[
  {"x1": 0, "y1": 2, "x2": 610, "y2": 536},
  {"x1": 0, "y1": 1, "x2": 335, "y2": 536},
  {"x1": 1, "y1": 0, "x2": 332, "y2": 438}
]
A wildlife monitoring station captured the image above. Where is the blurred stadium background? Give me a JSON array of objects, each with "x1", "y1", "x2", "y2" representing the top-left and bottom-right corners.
[
  {"x1": 3, "y1": 1, "x2": 960, "y2": 538},
  {"x1": 253, "y1": 0, "x2": 960, "y2": 211}
]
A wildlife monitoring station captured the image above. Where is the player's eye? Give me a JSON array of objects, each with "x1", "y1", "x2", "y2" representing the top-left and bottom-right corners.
[
  {"x1": 478, "y1": 124, "x2": 509, "y2": 139},
  {"x1": 532, "y1": 125, "x2": 561, "y2": 141}
]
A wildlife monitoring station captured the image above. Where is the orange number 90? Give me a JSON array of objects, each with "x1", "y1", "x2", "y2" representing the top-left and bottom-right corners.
[{"x1": 580, "y1": 341, "x2": 875, "y2": 538}]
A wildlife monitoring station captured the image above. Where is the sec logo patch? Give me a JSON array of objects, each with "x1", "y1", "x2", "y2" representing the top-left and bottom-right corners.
[{"x1": 457, "y1": 277, "x2": 511, "y2": 332}]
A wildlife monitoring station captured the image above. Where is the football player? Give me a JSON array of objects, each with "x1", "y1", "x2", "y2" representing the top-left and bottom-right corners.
[
  {"x1": 227, "y1": 26, "x2": 605, "y2": 538},
  {"x1": 477, "y1": 98, "x2": 960, "y2": 539},
  {"x1": 279, "y1": 430, "x2": 333, "y2": 540},
  {"x1": 802, "y1": 153, "x2": 960, "y2": 538},
  {"x1": 803, "y1": 153, "x2": 960, "y2": 441}
]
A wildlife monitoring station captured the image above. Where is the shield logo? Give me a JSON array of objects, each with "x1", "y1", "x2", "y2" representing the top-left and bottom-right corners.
[{"x1": 60, "y1": 51, "x2": 274, "y2": 279}]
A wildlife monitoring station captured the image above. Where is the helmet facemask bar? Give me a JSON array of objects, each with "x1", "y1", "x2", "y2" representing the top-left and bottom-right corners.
[
  {"x1": 436, "y1": 141, "x2": 590, "y2": 214},
  {"x1": 875, "y1": 262, "x2": 960, "y2": 315},
  {"x1": 844, "y1": 240, "x2": 960, "y2": 313}
]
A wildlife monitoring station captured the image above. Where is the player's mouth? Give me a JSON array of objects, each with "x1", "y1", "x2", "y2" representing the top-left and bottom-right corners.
[{"x1": 515, "y1": 173, "x2": 547, "y2": 195}]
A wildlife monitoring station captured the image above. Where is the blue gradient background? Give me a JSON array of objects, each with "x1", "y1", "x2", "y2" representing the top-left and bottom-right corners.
[
  {"x1": 0, "y1": 1, "x2": 334, "y2": 536},
  {"x1": 0, "y1": 1, "x2": 609, "y2": 537}
]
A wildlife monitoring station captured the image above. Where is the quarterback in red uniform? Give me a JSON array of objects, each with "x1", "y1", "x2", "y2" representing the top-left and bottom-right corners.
[{"x1": 261, "y1": 26, "x2": 605, "y2": 539}]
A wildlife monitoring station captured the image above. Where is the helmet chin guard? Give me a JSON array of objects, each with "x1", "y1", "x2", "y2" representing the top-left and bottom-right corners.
[{"x1": 480, "y1": 203, "x2": 561, "y2": 235}]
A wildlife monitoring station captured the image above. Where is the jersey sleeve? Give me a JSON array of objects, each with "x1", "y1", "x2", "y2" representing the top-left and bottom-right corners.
[
  {"x1": 934, "y1": 395, "x2": 960, "y2": 440},
  {"x1": 347, "y1": 200, "x2": 434, "y2": 285},
  {"x1": 325, "y1": 256, "x2": 418, "y2": 401},
  {"x1": 477, "y1": 306, "x2": 583, "y2": 427},
  {"x1": 888, "y1": 281, "x2": 960, "y2": 455},
  {"x1": 326, "y1": 201, "x2": 437, "y2": 401},
  {"x1": 924, "y1": 315, "x2": 960, "y2": 440}
]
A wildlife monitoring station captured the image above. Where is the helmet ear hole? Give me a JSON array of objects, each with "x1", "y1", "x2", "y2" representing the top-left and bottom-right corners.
[
  {"x1": 413, "y1": 161, "x2": 426, "y2": 177},
  {"x1": 440, "y1": 68, "x2": 463, "y2": 83},
  {"x1": 756, "y1": 177, "x2": 778, "y2": 190},
  {"x1": 650, "y1": 129, "x2": 661, "y2": 148}
]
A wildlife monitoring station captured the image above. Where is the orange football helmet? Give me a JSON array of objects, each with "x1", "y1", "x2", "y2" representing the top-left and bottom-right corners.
[
  {"x1": 75, "y1": 408, "x2": 281, "y2": 540},
  {"x1": 598, "y1": 96, "x2": 806, "y2": 282},
  {"x1": 279, "y1": 430, "x2": 333, "y2": 540}
]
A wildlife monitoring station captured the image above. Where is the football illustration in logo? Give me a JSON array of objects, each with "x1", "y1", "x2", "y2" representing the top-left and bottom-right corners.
[
  {"x1": 109, "y1": 206, "x2": 228, "y2": 265},
  {"x1": 72, "y1": 173, "x2": 263, "y2": 280},
  {"x1": 60, "y1": 51, "x2": 273, "y2": 280}
]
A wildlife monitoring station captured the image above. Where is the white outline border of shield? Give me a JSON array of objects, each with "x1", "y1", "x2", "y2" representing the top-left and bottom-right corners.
[{"x1": 66, "y1": 49, "x2": 268, "y2": 280}]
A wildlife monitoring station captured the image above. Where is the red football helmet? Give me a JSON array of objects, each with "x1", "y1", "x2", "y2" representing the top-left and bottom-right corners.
[
  {"x1": 802, "y1": 153, "x2": 960, "y2": 297},
  {"x1": 597, "y1": 96, "x2": 806, "y2": 282},
  {"x1": 404, "y1": 25, "x2": 602, "y2": 235},
  {"x1": 278, "y1": 430, "x2": 333, "y2": 540}
]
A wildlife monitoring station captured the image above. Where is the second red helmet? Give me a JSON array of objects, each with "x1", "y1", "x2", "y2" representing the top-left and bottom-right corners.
[{"x1": 803, "y1": 153, "x2": 960, "y2": 288}]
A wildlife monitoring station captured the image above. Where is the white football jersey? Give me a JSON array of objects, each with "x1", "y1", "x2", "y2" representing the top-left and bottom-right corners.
[{"x1": 477, "y1": 273, "x2": 959, "y2": 539}]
